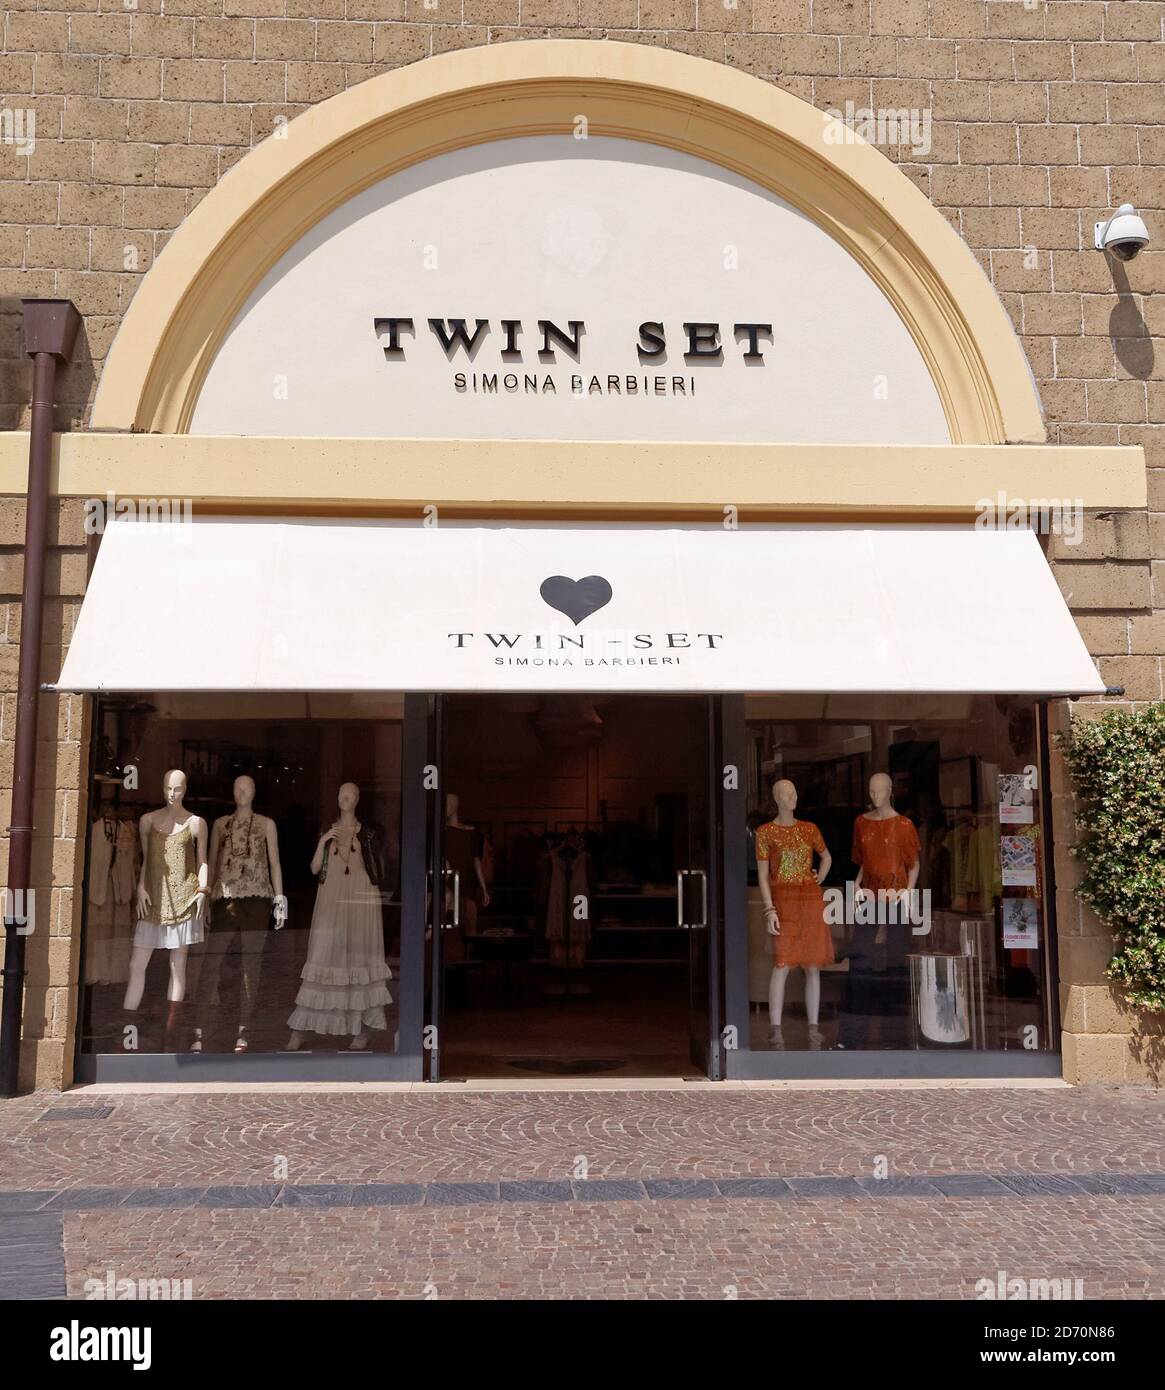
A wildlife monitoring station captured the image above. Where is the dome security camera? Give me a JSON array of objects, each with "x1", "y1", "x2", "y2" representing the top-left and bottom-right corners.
[{"x1": 1094, "y1": 203, "x2": 1150, "y2": 261}]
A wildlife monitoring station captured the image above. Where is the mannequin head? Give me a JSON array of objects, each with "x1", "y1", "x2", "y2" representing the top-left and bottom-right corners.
[
  {"x1": 772, "y1": 778, "x2": 798, "y2": 814},
  {"x1": 162, "y1": 769, "x2": 187, "y2": 807},
  {"x1": 445, "y1": 792, "x2": 460, "y2": 822},
  {"x1": 337, "y1": 782, "x2": 360, "y2": 815},
  {"x1": 233, "y1": 775, "x2": 256, "y2": 810},
  {"x1": 869, "y1": 772, "x2": 893, "y2": 810}
]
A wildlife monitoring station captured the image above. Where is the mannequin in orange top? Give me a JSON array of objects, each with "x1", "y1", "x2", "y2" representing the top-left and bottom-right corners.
[
  {"x1": 755, "y1": 778, "x2": 833, "y2": 1051},
  {"x1": 839, "y1": 771, "x2": 921, "y2": 1051}
]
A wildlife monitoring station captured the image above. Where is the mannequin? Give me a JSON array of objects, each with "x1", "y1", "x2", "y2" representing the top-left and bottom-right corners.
[
  {"x1": 755, "y1": 778, "x2": 833, "y2": 1050},
  {"x1": 443, "y1": 793, "x2": 490, "y2": 933},
  {"x1": 839, "y1": 771, "x2": 921, "y2": 1051},
  {"x1": 124, "y1": 769, "x2": 209, "y2": 1049},
  {"x1": 286, "y1": 782, "x2": 392, "y2": 1051},
  {"x1": 190, "y1": 775, "x2": 288, "y2": 1055}
]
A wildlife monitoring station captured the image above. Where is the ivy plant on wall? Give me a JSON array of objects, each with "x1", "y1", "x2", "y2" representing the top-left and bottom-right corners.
[{"x1": 1059, "y1": 702, "x2": 1165, "y2": 1012}]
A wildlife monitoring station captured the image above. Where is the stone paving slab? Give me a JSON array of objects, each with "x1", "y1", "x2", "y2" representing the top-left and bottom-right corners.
[
  {"x1": 3, "y1": 1084, "x2": 1164, "y2": 1192},
  {"x1": 57, "y1": 1198, "x2": 1165, "y2": 1300},
  {"x1": 4, "y1": 1169, "x2": 1165, "y2": 1212},
  {"x1": 0, "y1": 1213, "x2": 65, "y2": 1300},
  {"x1": 2, "y1": 1084, "x2": 1163, "y2": 1300}
]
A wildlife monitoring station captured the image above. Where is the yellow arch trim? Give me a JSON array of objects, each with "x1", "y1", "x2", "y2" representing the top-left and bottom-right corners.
[{"x1": 92, "y1": 40, "x2": 1044, "y2": 444}]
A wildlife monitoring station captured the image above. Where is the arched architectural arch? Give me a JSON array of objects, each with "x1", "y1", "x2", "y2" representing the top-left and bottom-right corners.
[{"x1": 92, "y1": 40, "x2": 1044, "y2": 445}]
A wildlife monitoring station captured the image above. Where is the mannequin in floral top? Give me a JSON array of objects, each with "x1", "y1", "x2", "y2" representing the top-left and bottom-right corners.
[{"x1": 755, "y1": 778, "x2": 833, "y2": 1050}]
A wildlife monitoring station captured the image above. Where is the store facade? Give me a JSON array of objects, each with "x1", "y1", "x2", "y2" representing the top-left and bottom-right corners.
[{"x1": 1, "y1": 41, "x2": 1150, "y2": 1087}]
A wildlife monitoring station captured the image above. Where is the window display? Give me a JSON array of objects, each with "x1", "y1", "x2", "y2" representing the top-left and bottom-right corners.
[
  {"x1": 743, "y1": 695, "x2": 1053, "y2": 1055},
  {"x1": 79, "y1": 687, "x2": 1055, "y2": 1074},
  {"x1": 80, "y1": 695, "x2": 404, "y2": 1059}
]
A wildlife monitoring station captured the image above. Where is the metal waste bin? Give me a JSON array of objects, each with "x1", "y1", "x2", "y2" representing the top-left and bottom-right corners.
[{"x1": 908, "y1": 953, "x2": 971, "y2": 1047}]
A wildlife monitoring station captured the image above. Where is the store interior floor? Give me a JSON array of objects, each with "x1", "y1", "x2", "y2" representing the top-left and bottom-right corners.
[{"x1": 439, "y1": 961, "x2": 697, "y2": 1080}]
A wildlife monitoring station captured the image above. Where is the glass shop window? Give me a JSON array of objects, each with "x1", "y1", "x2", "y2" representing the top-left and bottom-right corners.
[
  {"x1": 741, "y1": 694, "x2": 1050, "y2": 1055},
  {"x1": 80, "y1": 694, "x2": 404, "y2": 1057}
]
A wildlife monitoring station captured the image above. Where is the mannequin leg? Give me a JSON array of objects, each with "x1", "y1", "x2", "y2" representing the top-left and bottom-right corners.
[
  {"x1": 237, "y1": 931, "x2": 266, "y2": 1032},
  {"x1": 805, "y1": 967, "x2": 825, "y2": 1049},
  {"x1": 167, "y1": 945, "x2": 189, "y2": 1002},
  {"x1": 123, "y1": 944, "x2": 153, "y2": 1011},
  {"x1": 191, "y1": 932, "x2": 228, "y2": 1052},
  {"x1": 768, "y1": 965, "x2": 789, "y2": 1044},
  {"x1": 159, "y1": 946, "x2": 190, "y2": 1050},
  {"x1": 804, "y1": 967, "x2": 821, "y2": 1026}
]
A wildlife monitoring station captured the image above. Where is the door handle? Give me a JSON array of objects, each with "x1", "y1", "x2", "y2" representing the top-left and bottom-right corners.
[
  {"x1": 676, "y1": 869, "x2": 687, "y2": 929},
  {"x1": 691, "y1": 869, "x2": 708, "y2": 930},
  {"x1": 444, "y1": 869, "x2": 460, "y2": 929}
]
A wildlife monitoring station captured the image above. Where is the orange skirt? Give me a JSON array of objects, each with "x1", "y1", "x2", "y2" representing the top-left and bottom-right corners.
[{"x1": 770, "y1": 879, "x2": 835, "y2": 969}]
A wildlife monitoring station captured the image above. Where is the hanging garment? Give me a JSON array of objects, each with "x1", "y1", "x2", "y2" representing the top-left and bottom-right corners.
[
  {"x1": 755, "y1": 819, "x2": 834, "y2": 969},
  {"x1": 111, "y1": 819, "x2": 137, "y2": 905},
  {"x1": 87, "y1": 816, "x2": 129, "y2": 984},
  {"x1": 545, "y1": 848, "x2": 591, "y2": 968},
  {"x1": 88, "y1": 816, "x2": 115, "y2": 908}
]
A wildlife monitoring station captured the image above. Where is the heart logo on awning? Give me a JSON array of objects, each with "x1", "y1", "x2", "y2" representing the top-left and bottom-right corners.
[{"x1": 539, "y1": 575, "x2": 613, "y2": 626}]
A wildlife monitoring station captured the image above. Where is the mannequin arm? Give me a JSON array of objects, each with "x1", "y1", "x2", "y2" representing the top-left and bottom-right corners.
[
  {"x1": 193, "y1": 816, "x2": 210, "y2": 922},
  {"x1": 204, "y1": 816, "x2": 224, "y2": 926},
  {"x1": 756, "y1": 857, "x2": 778, "y2": 934},
  {"x1": 852, "y1": 862, "x2": 883, "y2": 940},
  {"x1": 207, "y1": 819, "x2": 223, "y2": 890},
  {"x1": 265, "y1": 817, "x2": 285, "y2": 898},
  {"x1": 816, "y1": 849, "x2": 832, "y2": 885},
  {"x1": 310, "y1": 828, "x2": 336, "y2": 877},
  {"x1": 473, "y1": 854, "x2": 489, "y2": 908},
  {"x1": 266, "y1": 818, "x2": 288, "y2": 926},
  {"x1": 135, "y1": 812, "x2": 152, "y2": 918}
]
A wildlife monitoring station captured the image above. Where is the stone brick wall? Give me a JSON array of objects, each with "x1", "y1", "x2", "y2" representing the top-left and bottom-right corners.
[
  {"x1": 0, "y1": 498, "x2": 88, "y2": 1088},
  {"x1": 1, "y1": 2, "x2": 1163, "y2": 1084}
]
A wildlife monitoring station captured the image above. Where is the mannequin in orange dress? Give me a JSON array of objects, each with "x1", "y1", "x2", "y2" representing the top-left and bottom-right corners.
[
  {"x1": 839, "y1": 771, "x2": 921, "y2": 1051},
  {"x1": 756, "y1": 778, "x2": 834, "y2": 1050}
]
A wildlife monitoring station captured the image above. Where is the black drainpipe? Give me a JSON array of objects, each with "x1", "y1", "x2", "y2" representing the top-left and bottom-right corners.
[{"x1": 0, "y1": 299, "x2": 81, "y2": 1097}]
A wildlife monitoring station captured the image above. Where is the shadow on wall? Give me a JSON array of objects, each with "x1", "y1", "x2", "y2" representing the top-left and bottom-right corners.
[
  {"x1": 1107, "y1": 261, "x2": 1155, "y2": 381},
  {"x1": 1128, "y1": 1003, "x2": 1165, "y2": 1086}
]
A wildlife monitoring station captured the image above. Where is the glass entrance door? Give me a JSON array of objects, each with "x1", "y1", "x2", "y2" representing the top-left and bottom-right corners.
[
  {"x1": 420, "y1": 692, "x2": 724, "y2": 1081},
  {"x1": 423, "y1": 693, "x2": 450, "y2": 1082},
  {"x1": 681, "y1": 696, "x2": 723, "y2": 1079}
]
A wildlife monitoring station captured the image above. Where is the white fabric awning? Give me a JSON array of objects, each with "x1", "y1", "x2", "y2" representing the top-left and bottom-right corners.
[{"x1": 52, "y1": 520, "x2": 1103, "y2": 696}]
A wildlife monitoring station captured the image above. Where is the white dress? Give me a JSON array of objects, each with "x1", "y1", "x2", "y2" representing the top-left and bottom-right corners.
[{"x1": 288, "y1": 837, "x2": 392, "y2": 1036}]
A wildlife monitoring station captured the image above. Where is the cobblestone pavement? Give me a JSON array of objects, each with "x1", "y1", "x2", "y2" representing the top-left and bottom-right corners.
[{"x1": 2, "y1": 1084, "x2": 1164, "y2": 1299}]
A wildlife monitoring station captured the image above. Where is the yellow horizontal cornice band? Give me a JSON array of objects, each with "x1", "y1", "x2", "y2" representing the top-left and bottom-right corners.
[
  {"x1": 0, "y1": 434, "x2": 1145, "y2": 515},
  {"x1": 90, "y1": 41, "x2": 1045, "y2": 446}
]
